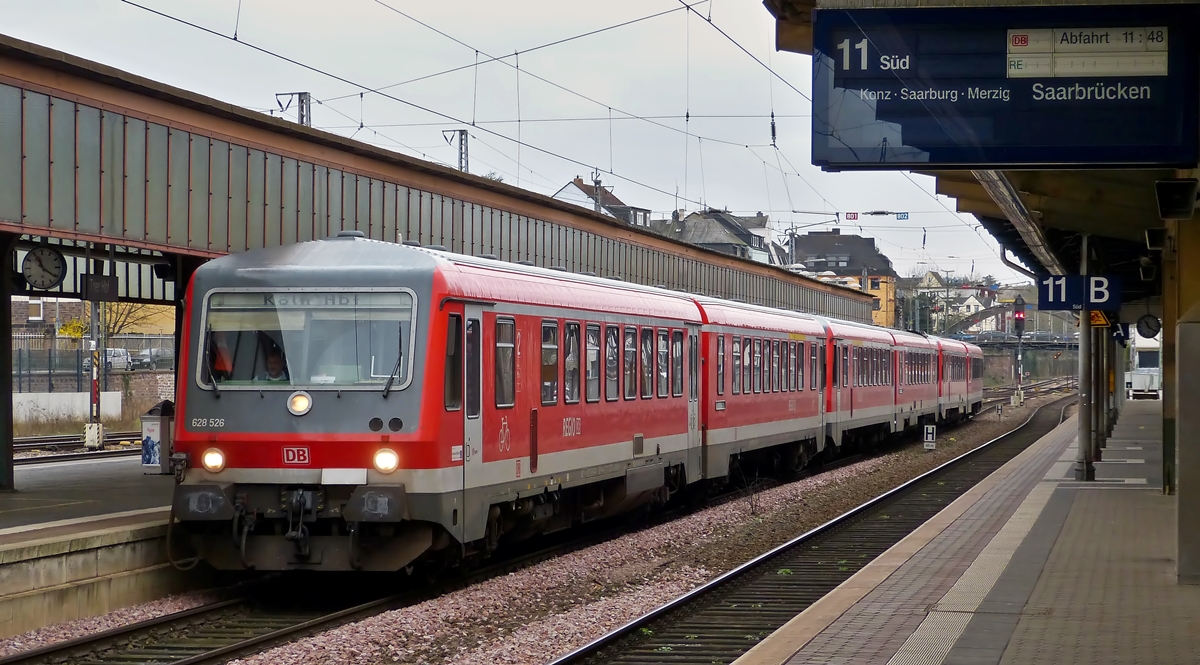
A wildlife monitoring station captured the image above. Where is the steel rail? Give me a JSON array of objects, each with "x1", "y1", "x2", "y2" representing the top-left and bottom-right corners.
[{"x1": 547, "y1": 394, "x2": 1076, "y2": 665}]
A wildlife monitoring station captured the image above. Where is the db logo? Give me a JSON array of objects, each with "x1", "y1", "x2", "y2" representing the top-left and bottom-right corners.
[
  {"x1": 1011, "y1": 34, "x2": 1029, "y2": 47},
  {"x1": 282, "y1": 447, "x2": 310, "y2": 465}
]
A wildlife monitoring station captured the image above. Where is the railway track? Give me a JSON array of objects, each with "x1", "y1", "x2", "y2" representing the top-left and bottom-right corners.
[
  {"x1": 12, "y1": 431, "x2": 142, "y2": 465},
  {"x1": 549, "y1": 393, "x2": 1077, "y2": 665}
]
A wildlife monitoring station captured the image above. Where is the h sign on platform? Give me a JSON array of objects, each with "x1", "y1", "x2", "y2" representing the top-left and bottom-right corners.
[
  {"x1": 1038, "y1": 275, "x2": 1122, "y2": 311},
  {"x1": 923, "y1": 425, "x2": 937, "y2": 450}
]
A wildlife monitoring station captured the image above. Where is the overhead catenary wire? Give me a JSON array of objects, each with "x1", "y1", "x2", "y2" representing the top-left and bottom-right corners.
[{"x1": 115, "y1": 0, "x2": 711, "y2": 207}]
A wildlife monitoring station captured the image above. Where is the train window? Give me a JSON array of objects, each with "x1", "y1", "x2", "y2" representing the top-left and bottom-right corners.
[
  {"x1": 753, "y1": 339, "x2": 763, "y2": 393},
  {"x1": 872, "y1": 349, "x2": 879, "y2": 386},
  {"x1": 586, "y1": 324, "x2": 601, "y2": 403},
  {"x1": 689, "y1": 333, "x2": 698, "y2": 400},
  {"x1": 444, "y1": 315, "x2": 463, "y2": 410},
  {"x1": 624, "y1": 327, "x2": 638, "y2": 400},
  {"x1": 465, "y1": 318, "x2": 480, "y2": 418},
  {"x1": 201, "y1": 290, "x2": 414, "y2": 392},
  {"x1": 640, "y1": 328, "x2": 654, "y2": 399},
  {"x1": 495, "y1": 319, "x2": 515, "y2": 408},
  {"x1": 564, "y1": 323, "x2": 581, "y2": 404},
  {"x1": 782, "y1": 342, "x2": 790, "y2": 392},
  {"x1": 772, "y1": 340, "x2": 780, "y2": 393},
  {"x1": 717, "y1": 335, "x2": 726, "y2": 396},
  {"x1": 797, "y1": 342, "x2": 805, "y2": 391},
  {"x1": 541, "y1": 322, "x2": 559, "y2": 405},
  {"x1": 742, "y1": 337, "x2": 752, "y2": 395},
  {"x1": 842, "y1": 346, "x2": 850, "y2": 388},
  {"x1": 605, "y1": 326, "x2": 620, "y2": 402},
  {"x1": 658, "y1": 330, "x2": 670, "y2": 398},
  {"x1": 810, "y1": 343, "x2": 817, "y2": 391},
  {"x1": 672, "y1": 331, "x2": 684, "y2": 398},
  {"x1": 732, "y1": 337, "x2": 741, "y2": 395}
]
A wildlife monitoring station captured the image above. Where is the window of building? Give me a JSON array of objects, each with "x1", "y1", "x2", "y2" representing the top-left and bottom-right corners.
[
  {"x1": 624, "y1": 327, "x2": 638, "y2": 400},
  {"x1": 541, "y1": 322, "x2": 559, "y2": 405},
  {"x1": 605, "y1": 326, "x2": 620, "y2": 401},
  {"x1": 870, "y1": 278, "x2": 881, "y2": 290},
  {"x1": 495, "y1": 318, "x2": 515, "y2": 408},
  {"x1": 27, "y1": 299, "x2": 43, "y2": 322}
]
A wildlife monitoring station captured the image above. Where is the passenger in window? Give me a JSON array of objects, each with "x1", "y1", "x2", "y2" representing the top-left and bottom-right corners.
[{"x1": 261, "y1": 348, "x2": 290, "y2": 382}]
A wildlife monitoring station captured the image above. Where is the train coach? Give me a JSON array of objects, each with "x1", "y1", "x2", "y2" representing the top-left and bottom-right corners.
[{"x1": 170, "y1": 234, "x2": 983, "y2": 572}]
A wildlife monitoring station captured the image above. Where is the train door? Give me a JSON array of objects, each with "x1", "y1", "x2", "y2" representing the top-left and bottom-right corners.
[
  {"x1": 462, "y1": 305, "x2": 485, "y2": 543},
  {"x1": 687, "y1": 329, "x2": 701, "y2": 482}
]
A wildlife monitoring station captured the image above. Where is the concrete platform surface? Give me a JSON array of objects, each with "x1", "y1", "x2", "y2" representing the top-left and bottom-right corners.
[
  {"x1": 0, "y1": 455, "x2": 172, "y2": 531},
  {"x1": 734, "y1": 400, "x2": 1200, "y2": 665}
]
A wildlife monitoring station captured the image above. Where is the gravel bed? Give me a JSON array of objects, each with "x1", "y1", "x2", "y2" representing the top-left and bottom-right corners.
[
  {"x1": 227, "y1": 392, "x2": 1068, "y2": 665},
  {"x1": 0, "y1": 589, "x2": 222, "y2": 657}
]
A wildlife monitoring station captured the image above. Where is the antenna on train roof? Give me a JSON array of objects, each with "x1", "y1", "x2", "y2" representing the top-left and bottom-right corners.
[
  {"x1": 426, "y1": 244, "x2": 447, "y2": 251},
  {"x1": 402, "y1": 240, "x2": 421, "y2": 247}
]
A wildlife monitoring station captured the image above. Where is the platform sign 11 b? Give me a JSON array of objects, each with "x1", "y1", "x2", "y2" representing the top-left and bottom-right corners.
[{"x1": 1038, "y1": 275, "x2": 1122, "y2": 311}]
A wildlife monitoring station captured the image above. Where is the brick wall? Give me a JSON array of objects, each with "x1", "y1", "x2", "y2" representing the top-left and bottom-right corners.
[{"x1": 13, "y1": 370, "x2": 175, "y2": 415}]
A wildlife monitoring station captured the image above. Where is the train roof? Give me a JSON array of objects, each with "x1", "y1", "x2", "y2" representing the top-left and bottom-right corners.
[{"x1": 691, "y1": 296, "x2": 826, "y2": 336}]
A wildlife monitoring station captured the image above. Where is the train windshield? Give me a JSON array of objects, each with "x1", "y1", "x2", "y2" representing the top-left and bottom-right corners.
[{"x1": 199, "y1": 290, "x2": 415, "y2": 391}]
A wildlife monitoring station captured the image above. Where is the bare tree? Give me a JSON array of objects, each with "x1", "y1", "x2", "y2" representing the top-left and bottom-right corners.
[
  {"x1": 482, "y1": 171, "x2": 504, "y2": 183},
  {"x1": 102, "y1": 302, "x2": 173, "y2": 336}
]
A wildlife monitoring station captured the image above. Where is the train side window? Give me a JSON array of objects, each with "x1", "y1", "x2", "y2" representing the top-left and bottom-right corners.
[
  {"x1": 753, "y1": 339, "x2": 763, "y2": 393},
  {"x1": 782, "y1": 342, "x2": 790, "y2": 392},
  {"x1": 444, "y1": 314, "x2": 463, "y2": 411},
  {"x1": 842, "y1": 346, "x2": 850, "y2": 388},
  {"x1": 772, "y1": 340, "x2": 781, "y2": 392},
  {"x1": 732, "y1": 337, "x2": 741, "y2": 395},
  {"x1": 657, "y1": 329, "x2": 670, "y2": 398},
  {"x1": 717, "y1": 335, "x2": 726, "y2": 396},
  {"x1": 810, "y1": 343, "x2": 817, "y2": 391},
  {"x1": 465, "y1": 318, "x2": 480, "y2": 419},
  {"x1": 605, "y1": 326, "x2": 620, "y2": 402},
  {"x1": 797, "y1": 342, "x2": 805, "y2": 391},
  {"x1": 640, "y1": 328, "x2": 655, "y2": 399},
  {"x1": 672, "y1": 330, "x2": 684, "y2": 398},
  {"x1": 541, "y1": 322, "x2": 559, "y2": 406},
  {"x1": 624, "y1": 327, "x2": 638, "y2": 400},
  {"x1": 586, "y1": 324, "x2": 601, "y2": 403},
  {"x1": 564, "y1": 323, "x2": 581, "y2": 404},
  {"x1": 742, "y1": 337, "x2": 752, "y2": 394},
  {"x1": 689, "y1": 332, "x2": 698, "y2": 400},
  {"x1": 494, "y1": 319, "x2": 515, "y2": 408},
  {"x1": 872, "y1": 348, "x2": 879, "y2": 386}
]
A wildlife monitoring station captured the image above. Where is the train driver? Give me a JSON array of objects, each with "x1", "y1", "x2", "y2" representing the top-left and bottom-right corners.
[{"x1": 261, "y1": 348, "x2": 290, "y2": 382}]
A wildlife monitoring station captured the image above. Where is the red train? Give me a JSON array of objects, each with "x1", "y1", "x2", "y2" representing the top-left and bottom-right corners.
[{"x1": 171, "y1": 233, "x2": 984, "y2": 571}]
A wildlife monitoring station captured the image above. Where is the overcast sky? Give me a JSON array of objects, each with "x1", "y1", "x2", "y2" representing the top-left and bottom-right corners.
[{"x1": 1, "y1": 0, "x2": 1033, "y2": 284}]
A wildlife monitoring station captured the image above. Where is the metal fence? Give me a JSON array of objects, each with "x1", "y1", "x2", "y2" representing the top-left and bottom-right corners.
[{"x1": 11, "y1": 334, "x2": 175, "y2": 393}]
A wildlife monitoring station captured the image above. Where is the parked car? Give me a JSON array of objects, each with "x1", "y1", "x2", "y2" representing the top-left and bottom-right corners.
[
  {"x1": 83, "y1": 348, "x2": 134, "y2": 372},
  {"x1": 133, "y1": 348, "x2": 174, "y2": 370}
]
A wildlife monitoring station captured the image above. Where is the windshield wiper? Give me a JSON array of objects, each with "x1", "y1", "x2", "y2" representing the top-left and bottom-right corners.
[
  {"x1": 203, "y1": 329, "x2": 220, "y2": 398},
  {"x1": 382, "y1": 352, "x2": 402, "y2": 397}
]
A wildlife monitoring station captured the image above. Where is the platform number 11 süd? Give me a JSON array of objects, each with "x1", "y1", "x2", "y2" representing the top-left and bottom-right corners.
[
  {"x1": 1043, "y1": 276, "x2": 1069, "y2": 303},
  {"x1": 837, "y1": 38, "x2": 869, "y2": 70}
]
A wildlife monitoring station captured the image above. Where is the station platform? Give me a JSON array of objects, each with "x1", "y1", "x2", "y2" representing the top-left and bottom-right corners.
[
  {"x1": 0, "y1": 454, "x2": 171, "y2": 541},
  {"x1": 735, "y1": 399, "x2": 1200, "y2": 665}
]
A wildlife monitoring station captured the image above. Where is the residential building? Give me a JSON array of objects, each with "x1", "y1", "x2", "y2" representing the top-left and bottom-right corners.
[
  {"x1": 552, "y1": 177, "x2": 652, "y2": 228},
  {"x1": 650, "y1": 209, "x2": 783, "y2": 265},
  {"x1": 788, "y1": 229, "x2": 899, "y2": 327}
]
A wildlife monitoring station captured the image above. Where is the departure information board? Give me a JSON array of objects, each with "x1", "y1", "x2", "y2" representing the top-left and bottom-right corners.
[{"x1": 811, "y1": 5, "x2": 1199, "y2": 170}]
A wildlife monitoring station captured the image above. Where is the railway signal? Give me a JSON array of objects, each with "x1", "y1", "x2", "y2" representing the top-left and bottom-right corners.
[{"x1": 1013, "y1": 294, "x2": 1026, "y2": 337}]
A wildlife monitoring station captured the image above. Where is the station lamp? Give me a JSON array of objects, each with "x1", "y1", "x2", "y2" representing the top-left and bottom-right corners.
[{"x1": 1013, "y1": 294, "x2": 1026, "y2": 337}]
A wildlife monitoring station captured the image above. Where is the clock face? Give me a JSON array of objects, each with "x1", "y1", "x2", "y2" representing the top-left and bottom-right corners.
[
  {"x1": 1137, "y1": 314, "x2": 1162, "y2": 339},
  {"x1": 21, "y1": 247, "x2": 66, "y2": 290}
]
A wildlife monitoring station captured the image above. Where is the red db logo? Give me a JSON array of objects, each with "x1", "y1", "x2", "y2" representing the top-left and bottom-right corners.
[
  {"x1": 1011, "y1": 34, "x2": 1029, "y2": 47},
  {"x1": 282, "y1": 447, "x2": 310, "y2": 465}
]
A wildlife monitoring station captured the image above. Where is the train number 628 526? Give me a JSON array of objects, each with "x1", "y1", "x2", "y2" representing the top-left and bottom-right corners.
[{"x1": 190, "y1": 418, "x2": 225, "y2": 428}]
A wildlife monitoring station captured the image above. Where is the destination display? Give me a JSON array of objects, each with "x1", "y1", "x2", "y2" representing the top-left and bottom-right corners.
[{"x1": 811, "y1": 6, "x2": 1200, "y2": 170}]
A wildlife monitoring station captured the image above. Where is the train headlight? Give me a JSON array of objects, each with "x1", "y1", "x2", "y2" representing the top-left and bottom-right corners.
[
  {"x1": 373, "y1": 448, "x2": 400, "y2": 474},
  {"x1": 287, "y1": 391, "x2": 312, "y2": 416},
  {"x1": 201, "y1": 448, "x2": 226, "y2": 473}
]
